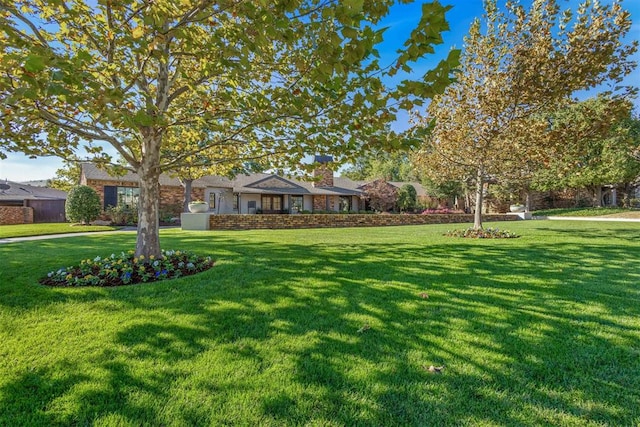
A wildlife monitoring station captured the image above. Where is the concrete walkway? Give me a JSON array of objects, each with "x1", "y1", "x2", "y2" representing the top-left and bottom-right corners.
[
  {"x1": 0, "y1": 227, "x2": 137, "y2": 244},
  {"x1": 536, "y1": 216, "x2": 640, "y2": 223},
  {"x1": 1, "y1": 218, "x2": 637, "y2": 245}
]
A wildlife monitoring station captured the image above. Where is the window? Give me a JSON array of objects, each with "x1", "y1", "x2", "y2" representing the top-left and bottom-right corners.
[
  {"x1": 104, "y1": 186, "x2": 139, "y2": 209},
  {"x1": 118, "y1": 187, "x2": 140, "y2": 209},
  {"x1": 261, "y1": 195, "x2": 283, "y2": 212},
  {"x1": 339, "y1": 196, "x2": 352, "y2": 212},
  {"x1": 207, "y1": 192, "x2": 216, "y2": 209},
  {"x1": 291, "y1": 195, "x2": 303, "y2": 212},
  {"x1": 233, "y1": 193, "x2": 239, "y2": 211}
]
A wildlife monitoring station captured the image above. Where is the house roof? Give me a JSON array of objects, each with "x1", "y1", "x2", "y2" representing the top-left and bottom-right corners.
[
  {"x1": 0, "y1": 180, "x2": 67, "y2": 202},
  {"x1": 81, "y1": 163, "x2": 232, "y2": 188},
  {"x1": 80, "y1": 163, "x2": 429, "y2": 198},
  {"x1": 231, "y1": 173, "x2": 362, "y2": 196},
  {"x1": 388, "y1": 181, "x2": 429, "y2": 198}
]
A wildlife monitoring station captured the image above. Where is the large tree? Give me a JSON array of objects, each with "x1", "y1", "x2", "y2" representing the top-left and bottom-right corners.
[
  {"x1": 414, "y1": 0, "x2": 637, "y2": 229},
  {"x1": 341, "y1": 149, "x2": 419, "y2": 182},
  {"x1": 531, "y1": 96, "x2": 640, "y2": 206},
  {"x1": 0, "y1": 0, "x2": 458, "y2": 257}
]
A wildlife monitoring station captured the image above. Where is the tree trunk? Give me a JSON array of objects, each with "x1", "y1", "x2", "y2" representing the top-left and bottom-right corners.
[
  {"x1": 473, "y1": 168, "x2": 484, "y2": 229},
  {"x1": 135, "y1": 133, "x2": 162, "y2": 258},
  {"x1": 524, "y1": 191, "x2": 531, "y2": 212},
  {"x1": 591, "y1": 185, "x2": 603, "y2": 207},
  {"x1": 181, "y1": 178, "x2": 193, "y2": 213}
]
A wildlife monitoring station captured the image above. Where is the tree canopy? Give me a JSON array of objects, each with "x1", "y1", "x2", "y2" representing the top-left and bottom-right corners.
[
  {"x1": 531, "y1": 96, "x2": 640, "y2": 206},
  {"x1": 49, "y1": 159, "x2": 82, "y2": 192},
  {"x1": 414, "y1": 0, "x2": 637, "y2": 228},
  {"x1": 1, "y1": 0, "x2": 459, "y2": 256},
  {"x1": 341, "y1": 150, "x2": 419, "y2": 182}
]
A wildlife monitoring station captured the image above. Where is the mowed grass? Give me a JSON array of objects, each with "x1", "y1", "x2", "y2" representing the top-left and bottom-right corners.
[
  {"x1": 0, "y1": 223, "x2": 119, "y2": 239},
  {"x1": 533, "y1": 207, "x2": 637, "y2": 217},
  {"x1": 0, "y1": 221, "x2": 639, "y2": 426}
]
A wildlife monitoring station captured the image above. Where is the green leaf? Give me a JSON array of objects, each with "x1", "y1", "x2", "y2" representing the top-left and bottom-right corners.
[
  {"x1": 24, "y1": 55, "x2": 46, "y2": 73},
  {"x1": 342, "y1": 27, "x2": 358, "y2": 39},
  {"x1": 343, "y1": 0, "x2": 364, "y2": 14},
  {"x1": 133, "y1": 110, "x2": 154, "y2": 126}
]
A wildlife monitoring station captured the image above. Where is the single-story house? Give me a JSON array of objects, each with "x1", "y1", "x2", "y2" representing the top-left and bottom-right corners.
[
  {"x1": 0, "y1": 180, "x2": 67, "y2": 224},
  {"x1": 80, "y1": 157, "x2": 430, "y2": 216}
]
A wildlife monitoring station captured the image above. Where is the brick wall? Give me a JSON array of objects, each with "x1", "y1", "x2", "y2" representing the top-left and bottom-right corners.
[
  {"x1": 312, "y1": 164, "x2": 334, "y2": 187},
  {"x1": 0, "y1": 206, "x2": 34, "y2": 225},
  {"x1": 210, "y1": 213, "x2": 515, "y2": 230},
  {"x1": 160, "y1": 186, "x2": 204, "y2": 214},
  {"x1": 312, "y1": 195, "x2": 338, "y2": 211},
  {"x1": 86, "y1": 179, "x2": 203, "y2": 214}
]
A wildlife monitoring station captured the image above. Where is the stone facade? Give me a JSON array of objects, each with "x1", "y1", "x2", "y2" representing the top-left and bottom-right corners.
[
  {"x1": 0, "y1": 206, "x2": 34, "y2": 225},
  {"x1": 210, "y1": 213, "x2": 515, "y2": 230}
]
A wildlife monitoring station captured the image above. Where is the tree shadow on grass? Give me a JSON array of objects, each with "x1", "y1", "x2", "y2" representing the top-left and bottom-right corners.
[{"x1": 1, "y1": 230, "x2": 639, "y2": 425}]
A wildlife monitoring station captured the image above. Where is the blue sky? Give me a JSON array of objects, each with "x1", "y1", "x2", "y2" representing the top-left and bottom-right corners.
[{"x1": 1, "y1": 0, "x2": 638, "y2": 182}]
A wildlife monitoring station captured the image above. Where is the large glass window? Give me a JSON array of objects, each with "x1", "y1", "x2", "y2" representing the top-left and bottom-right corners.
[
  {"x1": 339, "y1": 196, "x2": 352, "y2": 212},
  {"x1": 117, "y1": 187, "x2": 139, "y2": 209},
  {"x1": 261, "y1": 195, "x2": 283, "y2": 212}
]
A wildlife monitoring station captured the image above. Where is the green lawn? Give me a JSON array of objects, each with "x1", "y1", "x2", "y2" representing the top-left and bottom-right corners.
[
  {"x1": 0, "y1": 223, "x2": 119, "y2": 239},
  {"x1": 1, "y1": 221, "x2": 639, "y2": 426},
  {"x1": 533, "y1": 207, "x2": 637, "y2": 217}
]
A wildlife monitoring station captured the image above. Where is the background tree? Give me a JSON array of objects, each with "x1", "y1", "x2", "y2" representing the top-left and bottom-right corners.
[
  {"x1": 0, "y1": 0, "x2": 458, "y2": 257},
  {"x1": 65, "y1": 185, "x2": 101, "y2": 224},
  {"x1": 531, "y1": 96, "x2": 640, "y2": 206},
  {"x1": 421, "y1": 177, "x2": 466, "y2": 209},
  {"x1": 49, "y1": 160, "x2": 82, "y2": 193},
  {"x1": 360, "y1": 179, "x2": 398, "y2": 212},
  {"x1": 396, "y1": 183, "x2": 417, "y2": 212},
  {"x1": 341, "y1": 149, "x2": 419, "y2": 182},
  {"x1": 414, "y1": 0, "x2": 637, "y2": 229},
  {"x1": 626, "y1": 113, "x2": 640, "y2": 163}
]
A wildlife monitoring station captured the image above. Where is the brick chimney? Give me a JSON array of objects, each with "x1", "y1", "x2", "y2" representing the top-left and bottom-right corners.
[{"x1": 312, "y1": 155, "x2": 334, "y2": 188}]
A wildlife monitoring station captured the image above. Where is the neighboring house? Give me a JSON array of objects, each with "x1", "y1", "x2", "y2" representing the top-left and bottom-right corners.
[
  {"x1": 80, "y1": 157, "x2": 430, "y2": 215},
  {"x1": 0, "y1": 180, "x2": 67, "y2": 224}
]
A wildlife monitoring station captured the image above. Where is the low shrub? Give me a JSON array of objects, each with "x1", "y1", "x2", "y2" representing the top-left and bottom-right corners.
[
  {"x1": 160, "y1": 203, "x2": 182, "y2": 224},
  {"x1": 445, "y1": 227, "x2": 520, "y2": 239},
  {"x1": 105, "y1": 204, "x2": 138, "y2": 225},
  {"x1": 40, "y1": 250, "x2": 214, "y2": 287},
  {"x1": 66, "y1": 186, "x2": 101, "y2": 224},
  {"x1": 397, "y1": 184, "x2": 417, "y2": 212}
]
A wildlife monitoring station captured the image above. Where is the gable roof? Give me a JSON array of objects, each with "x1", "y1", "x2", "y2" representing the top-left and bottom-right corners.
[
  {"x1": 0, "y1": 181, "x2": 67, "y2": 202},
  {"x1": 81, "y1": 163, "x2": 232, "y2": 188},
  {"x1": 232, "y1": 173, "x2": 362, "y2": 196},
  {"x1": 388, "y1": 181, "x2": 429, "y2": 198},
  {"x1": 80, "y1": 163, "x2": 427, "y2": 197}
]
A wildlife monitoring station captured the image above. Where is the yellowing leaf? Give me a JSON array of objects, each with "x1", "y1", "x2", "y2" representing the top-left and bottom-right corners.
[{"x1": 132, "y1": 27, "x2": 144, "y2": 39}]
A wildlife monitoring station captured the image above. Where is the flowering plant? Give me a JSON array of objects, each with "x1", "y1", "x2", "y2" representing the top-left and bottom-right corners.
[
  {"x1": 40, "y1": 249, "x2": 214, "y2": 287},
  {"x1": 444, "y1": 227, "x2": 519, "y2": 239},
  {"x1": 421, "y1": 208, "x2": 465, "y2": 215}
]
